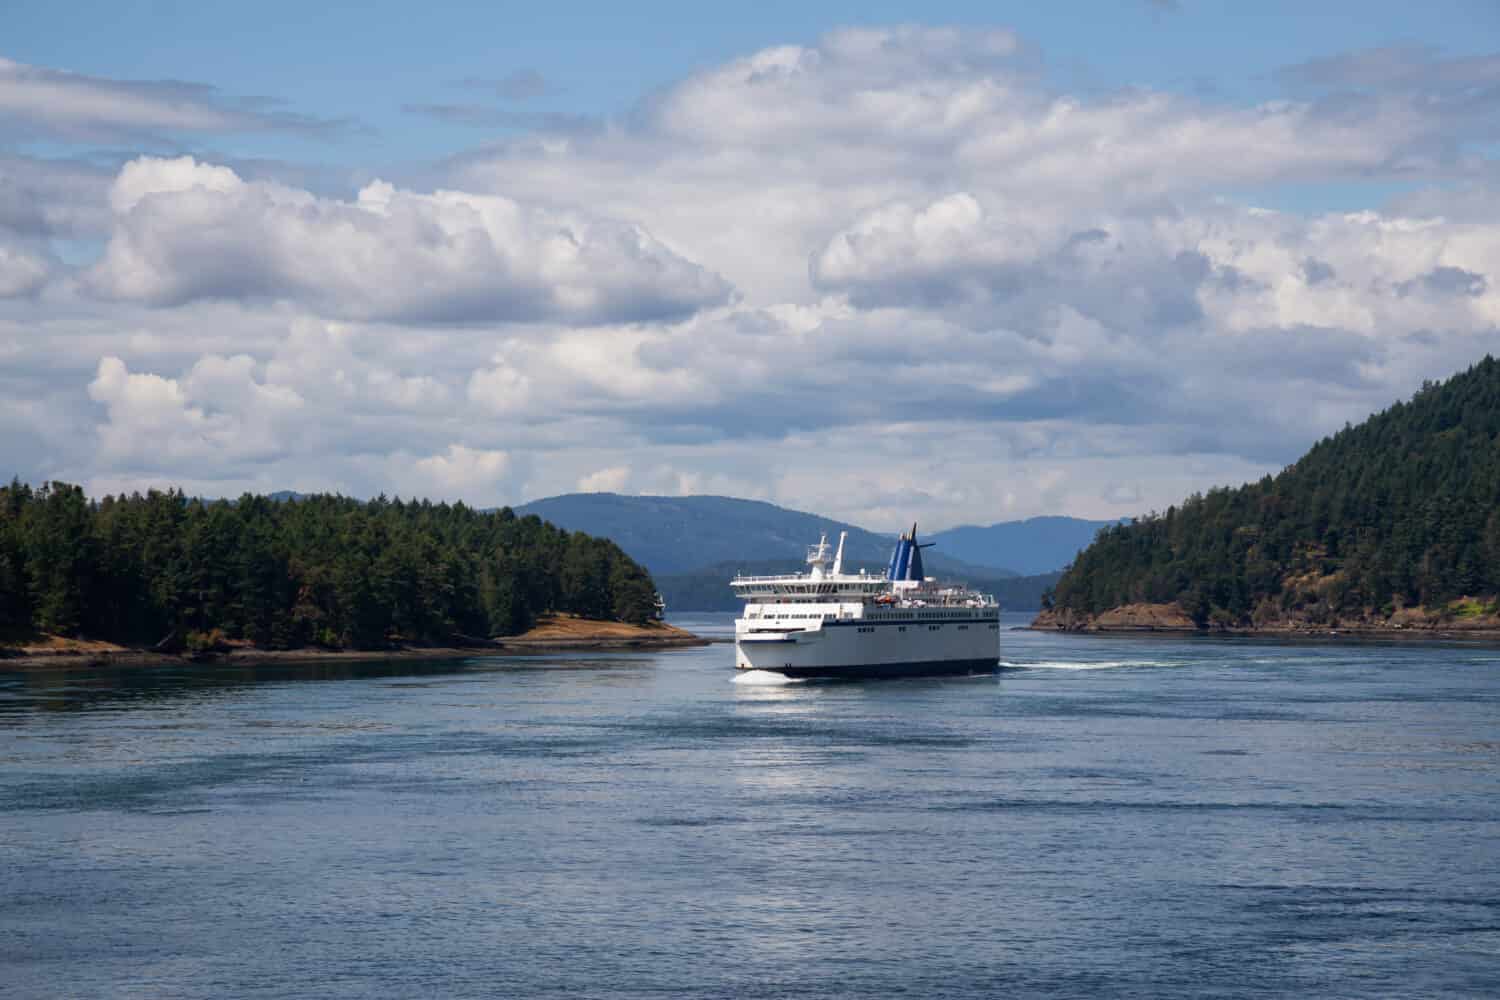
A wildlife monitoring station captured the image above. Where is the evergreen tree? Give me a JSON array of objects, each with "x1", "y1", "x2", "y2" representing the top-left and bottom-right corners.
[
  {"x1": 1051, "y1": 356, "x2": 1500, "y2": 624},
  {"x1": 0, "y1": 485, "x2": 658, "y2": 648}
]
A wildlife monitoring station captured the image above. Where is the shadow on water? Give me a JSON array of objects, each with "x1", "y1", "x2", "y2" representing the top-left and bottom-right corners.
[{"x1": 0, "y1": 654, "x2": 650, "y2": 719}]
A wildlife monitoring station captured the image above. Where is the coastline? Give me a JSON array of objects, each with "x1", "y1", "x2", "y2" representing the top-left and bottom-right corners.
[
  {"x1": 0, "y1": 617, "x2": 708, "y2": 672},
  {"x1": 1029, "y1": 603, "x2": 1500, "y2": 642}
]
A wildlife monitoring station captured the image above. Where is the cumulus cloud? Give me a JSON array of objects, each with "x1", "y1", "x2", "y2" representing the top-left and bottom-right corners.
[
  {"x1": 447, "y1": 26, "x2": 1487, "y2": 305},
  {"x1": 85, "y1": 156, "x2": 733, "y2": 324},
  {"x1": 9, "y1": 29, "x2": 1500, "y2": 527},
  {"x1": 412, "y1": 444, "x2": 513, "y2": 495},
  {"x1": 810, "y1": 194, "x2": 1500, "y2": 339},
  {"x1": 0, "y1": 57, "x2": 350, "y2": 144},
  {"x1": 87, "y1": 355, "x2": 303, "y2": 468}
]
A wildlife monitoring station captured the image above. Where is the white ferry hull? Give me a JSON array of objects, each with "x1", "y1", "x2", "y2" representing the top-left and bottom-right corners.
[{"x1": 735, "y1": 615, "x2": 1000, "y2": 679}]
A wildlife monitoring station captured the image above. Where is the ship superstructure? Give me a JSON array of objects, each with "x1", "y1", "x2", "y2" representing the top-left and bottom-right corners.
[{"x1": 732, "y1": 526, "x2": 1000, "y2": 679}]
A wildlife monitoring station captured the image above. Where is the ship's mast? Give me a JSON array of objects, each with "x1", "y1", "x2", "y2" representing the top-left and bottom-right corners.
[{"x1": 806, "y1": 532, "x2": 832, "y2": 580}]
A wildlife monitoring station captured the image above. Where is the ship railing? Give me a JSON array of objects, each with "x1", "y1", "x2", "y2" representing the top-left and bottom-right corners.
[
  {"x1": 731, "y1": 573, "x2": 881, "y2": 584},
  {"x1": 895, "y1": 593, "x2": 998, "y2": 608}
]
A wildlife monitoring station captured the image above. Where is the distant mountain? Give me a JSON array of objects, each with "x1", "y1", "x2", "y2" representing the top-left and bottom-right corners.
[
  {"x1": 929, "y1": 516, "x2": 1120, "y2": 576},
  {"x1": 512, "y1": 493, "x2": 1018, "y2": 577}
]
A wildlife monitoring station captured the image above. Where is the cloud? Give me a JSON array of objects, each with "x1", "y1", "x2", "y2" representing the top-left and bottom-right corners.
[
  {"x1": 1401, "y1": 266, "x2": 1487, "y2": 298},
  {"x1": 1275, "y1": 46, "x2": 1500, "y2": 162},
  {"x1": 86, "y1": 156, "x2": 733, "y2": 324},
  {"x1": 412, "y1": 444, "x2": 513, "y2": 495},
  {"x1": 808, "y1": 193, "x2": 1499, "y2": 339},
  {"x1": 7, "y1": 27, "x2": 1500, "y2": 528},
  {"x1": 445, "y1": 26, "x2": 1488, "y2": 309},
  {"x1": 86, "y1": 354, "x2": 303, "y2": 468},
  {"x1": 456, "y1": 70, "x2": 557, "y2": 101},
  {"x1": 0, "y1": 153, "x2": 114, "y2": 239},
  {"x1": 0, "y1": 235, "x2": 53, "y2": 298},
  {"x1": 0, "y1": 57, "x2": 351, "y2": 144},
  {"x1": 404, "y1": 71, "x2": 568, "y2": 130},
  {"x1": 0, "y1": 153, "x2": 115, "y2": 297},
  {"x1": 1278, "y1": 45, "x2": 1500, "y2": 93},
  {"x1": 577, "y1": 466, "x2": 631, "y2": 493},
  {"x1": 402, "y1": 104, "x2": 597, "y2": 132}
]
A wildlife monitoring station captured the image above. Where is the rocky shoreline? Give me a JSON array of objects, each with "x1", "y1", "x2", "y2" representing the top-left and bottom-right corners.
[
  {"x1": 0, "y1": 617, "x2": 708, "y2": 671},
  {"x1": 1030, "y1": 602, "x2": 1500, "y2": 640}
]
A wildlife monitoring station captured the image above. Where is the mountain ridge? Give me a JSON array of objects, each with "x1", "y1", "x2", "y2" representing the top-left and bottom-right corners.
[
  {"x1": 930, "y1": 515, "x2": 1120, "y2": 576},
  {"x1": 513, "y1": 492, "x2": 1024, "y2": 577},
  {"x1": 251, "y1": 490, "x2": 1114, "y2": 587}
]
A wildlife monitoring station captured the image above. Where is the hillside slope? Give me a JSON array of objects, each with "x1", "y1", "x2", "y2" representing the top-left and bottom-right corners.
[
  {"x1": 1041, "y1": 356, "x2": 1500, "y2": 631},
  {"x1": 513, "y1": 493, "x2": 1017, "y2": 577}
]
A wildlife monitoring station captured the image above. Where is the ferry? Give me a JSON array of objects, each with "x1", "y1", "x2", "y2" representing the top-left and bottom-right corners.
[{"x1": 732, "y1": 526, "x2": 1000, "y2": 679}]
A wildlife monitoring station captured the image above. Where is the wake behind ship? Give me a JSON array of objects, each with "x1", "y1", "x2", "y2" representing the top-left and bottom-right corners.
[{"x1": 732, "y1": 527, "x2": 1000, "y2": 679}]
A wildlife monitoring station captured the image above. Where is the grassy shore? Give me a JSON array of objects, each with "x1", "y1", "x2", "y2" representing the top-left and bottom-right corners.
[{"x1": 0, "y1": 615, "x2": 707, "y2": 671}]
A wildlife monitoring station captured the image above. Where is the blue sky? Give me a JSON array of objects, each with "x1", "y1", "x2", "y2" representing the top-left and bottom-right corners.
[
  {"x1": 9, "y1": 0, "x2": 1497, "y2": 171},
  {"x1": 2, "y1": 2, "x2": 1498, "y2": 527}
]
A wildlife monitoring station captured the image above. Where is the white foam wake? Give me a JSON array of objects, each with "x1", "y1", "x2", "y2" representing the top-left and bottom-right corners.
[
  {"x1": 1001, "y1": 659, "x2": 1172, "y2": 671},
  {"x1": 732, "y1": 670, "x2": 805, "y2": 686}
]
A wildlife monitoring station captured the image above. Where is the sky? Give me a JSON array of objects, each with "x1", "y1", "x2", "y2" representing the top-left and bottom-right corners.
[{"x1": 2, "y1": 1, "x2": 1498, "y2": 531}]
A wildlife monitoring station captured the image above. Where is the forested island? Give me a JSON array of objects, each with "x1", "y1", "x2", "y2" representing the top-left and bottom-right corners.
[
  {"x1": 0, "y1": 486, "x2": 687, "y2": 660},
  {"x1": 1037, "y1": 355, "x2": 1500, "y2": 634}
]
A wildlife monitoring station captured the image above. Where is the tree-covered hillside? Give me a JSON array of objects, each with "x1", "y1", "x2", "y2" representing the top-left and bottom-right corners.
[
  {"x1": 0, "y1": 486, "x2": 658, "y2": 649},
  {"x1": 1048, "y1": 356, "x2": 1500, "y2": 626}
]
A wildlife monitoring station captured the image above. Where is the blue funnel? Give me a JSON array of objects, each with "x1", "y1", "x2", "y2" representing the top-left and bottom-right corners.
[{"x1": 886, "y1": 524, "x2": 930, "y2": 582}]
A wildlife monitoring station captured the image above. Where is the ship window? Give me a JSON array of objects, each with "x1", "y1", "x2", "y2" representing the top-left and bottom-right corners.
[{"x1": 897, "y1": 626, "x2": 906, "y2": 632}]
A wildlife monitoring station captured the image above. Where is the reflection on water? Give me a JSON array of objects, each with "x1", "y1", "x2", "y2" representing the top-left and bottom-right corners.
[
  {"x1": 0, "y1": 659, "x2": 460, "y2": 717},
  {"x1": 0, "y1": 653, "x2": 663, "y2": 720},
  {"x1": 4, "y1": 612, "x2": 1500, "y2": 999}
]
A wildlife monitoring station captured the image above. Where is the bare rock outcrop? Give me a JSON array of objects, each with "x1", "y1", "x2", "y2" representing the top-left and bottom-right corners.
[{"x1": 1032, "y1": 603, "x2": 1193, "y2": 632}]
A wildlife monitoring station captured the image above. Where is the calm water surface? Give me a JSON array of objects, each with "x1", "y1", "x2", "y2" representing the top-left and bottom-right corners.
[{"x1": 3, "y1": 613, "x2": 1499, "y2": 998}]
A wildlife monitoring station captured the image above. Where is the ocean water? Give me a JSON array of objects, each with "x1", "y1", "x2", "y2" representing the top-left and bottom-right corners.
[{"x1": 3, "y1": 612, "x2": 1498, "y2": 999}]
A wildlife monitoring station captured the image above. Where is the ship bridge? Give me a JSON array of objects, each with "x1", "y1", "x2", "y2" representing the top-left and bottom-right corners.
[
  {"x1": 731, "y1": 529, "x2": 996, "y2": 609},
  {"x1": 730, "y1": 531, "x2": 888, "y2": 601}
]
